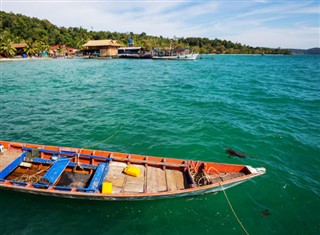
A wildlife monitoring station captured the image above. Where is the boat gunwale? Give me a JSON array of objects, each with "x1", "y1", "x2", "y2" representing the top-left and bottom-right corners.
[{"x1": 0, "y1": 140, "x2": 250, "y2": 169}]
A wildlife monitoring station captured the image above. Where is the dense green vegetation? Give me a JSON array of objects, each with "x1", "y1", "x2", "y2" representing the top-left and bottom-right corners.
[{"x1": 0, "y1": 11, "x2": 292, "y2": 57}]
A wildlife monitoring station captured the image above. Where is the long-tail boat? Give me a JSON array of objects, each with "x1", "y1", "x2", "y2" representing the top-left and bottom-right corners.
[{"x1": 0, "y1": 141, "x2": 265, "y2": 200}]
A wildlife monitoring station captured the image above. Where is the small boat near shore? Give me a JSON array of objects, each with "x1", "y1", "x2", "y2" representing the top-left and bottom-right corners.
[
  {"x1": 0, "y1": 141, "x2": 265, "y2": 201},
  {"x1": 153, "y1": 48, "x2": 199, "y2": 60}
]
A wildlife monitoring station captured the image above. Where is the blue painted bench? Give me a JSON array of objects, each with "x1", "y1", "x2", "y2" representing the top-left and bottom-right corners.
[
  {"x1": 0, "y1": 152, "x2": 26, "y2": 179},
  {"x1": 41, "y1": 158, "x2": 70, "y2": 185},
  {"x1": 1, "y1": 152, "x2": 110, "y2": 193},
  {"x1": 42, "y1": 162, "x2": 110, "y2": 192},
  {"x1": 87, "y1": 162, "x2": 110, "y2": 192}
]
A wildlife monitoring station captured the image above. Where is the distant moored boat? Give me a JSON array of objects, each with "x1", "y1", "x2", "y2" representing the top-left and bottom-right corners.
[{"x1": 152, "y1": 48, "x2": 199, "y2": 60}]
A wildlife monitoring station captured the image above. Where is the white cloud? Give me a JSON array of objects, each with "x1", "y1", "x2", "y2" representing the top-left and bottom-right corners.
[
  {"x1": 226, "y1": 27, "x2": 319, "y2": 49},
  {"x1": 1, "y1": 0, "x2": 319, "y2": 48}
]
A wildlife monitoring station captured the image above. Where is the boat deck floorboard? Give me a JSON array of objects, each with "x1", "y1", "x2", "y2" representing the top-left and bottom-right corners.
[
  {"x1": 104, "y1": 161, "x2": 127, "y2": 194},
  {"x1": 165, "y1": 169, "x2": 186, "y2": 191},
  {"x1": 104, "y1": 161, "x2": 187, "y2": 194},
  {"x1": 124, "y1": 164, "x2": 145, "y2": 193},
  {"x1": 209, "y1": 172, "x2": 245, "y2": 183},
  {"x1": 147, "y1": 166, "x2": 168, "y2": 193},
  {"x1": 0, "y1": 150, "x2": 22, "y2": 171}
]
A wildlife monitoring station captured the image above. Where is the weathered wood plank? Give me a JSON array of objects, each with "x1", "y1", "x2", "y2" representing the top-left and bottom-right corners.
[
  {"x1": 0, "y1": 150, "x2": 22, "y2": 171},
  {"x1": 156, "y1": 168, "x2": 167, "y2": 192},
  {"x1": 104, "y1": 161, "x2": 127, "y2": 193},
  {"x1": 166, "y1": 169, "x2": 178, "y2": 191},
  {"x1": 124, "y1": 164, "x2": 145, "y2": 193},
  {"x1": 146, "y1": 166, "x2": 158, "y2": 193},
  {"x1": 174, "y1": 170, "x2": 185, "y2": 190},
  {"x1": 220, "y1": 172, "x2": 246, "y2": 181}
]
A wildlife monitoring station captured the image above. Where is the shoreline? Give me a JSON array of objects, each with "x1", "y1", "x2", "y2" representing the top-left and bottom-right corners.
[{"x1": 0, "y1": 57, "x2": 53, "y2": 62}]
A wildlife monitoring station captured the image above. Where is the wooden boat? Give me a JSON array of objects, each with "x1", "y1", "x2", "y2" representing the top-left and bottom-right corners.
[{"x1": 0, "y1": 141, "x2": 265, "y2": 200}]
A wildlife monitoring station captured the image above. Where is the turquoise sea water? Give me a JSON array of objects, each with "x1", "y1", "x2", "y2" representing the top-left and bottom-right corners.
[{"x1": 0, "y1": 55, "x2": 319, "y2": 235}]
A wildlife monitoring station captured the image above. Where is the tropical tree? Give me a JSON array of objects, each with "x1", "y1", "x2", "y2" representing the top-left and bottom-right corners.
[
  {"x1": 0, "y1": 36, "x2": 16, "y2": 57},
  {"x1": 0, "y1": 11, "x2": 292, "y2": 55},
  {"x1": 33, "y1": 40, "x2": 46, "y2": 55},
  {"x1": 75, "y1": 38, "x2": 86, "y2": 50},
  {"x1": 24, "y1": 40, "x2": 37, "y2": 56},
  {"x1": 39, "y1": 40, "x2": 51, "y2": 52}
]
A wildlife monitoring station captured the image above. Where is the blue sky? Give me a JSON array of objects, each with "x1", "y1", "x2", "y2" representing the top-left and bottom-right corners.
[{"x1": 1, "y1": 0, "x2": 319, "y2": 49}]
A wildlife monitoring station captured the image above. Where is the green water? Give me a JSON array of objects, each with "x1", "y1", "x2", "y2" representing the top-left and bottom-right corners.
[{"x1": 0, "y1": 55, "x2": 319, "y2": 235}]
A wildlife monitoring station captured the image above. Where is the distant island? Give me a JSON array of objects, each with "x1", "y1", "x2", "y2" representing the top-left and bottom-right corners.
[
  {"x1": 288, "y1": 48, "x2": 320, "y2": 55},
  {"x1": 0, "y1": 11, "x2": 318, "y2": 57}
]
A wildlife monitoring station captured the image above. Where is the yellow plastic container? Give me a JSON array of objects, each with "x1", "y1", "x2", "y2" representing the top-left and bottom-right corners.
[
  {"x1": 102, "y1": 182, "x2": 112, "y2": 194},
  {"x1": 124, "y1": 166, "x2": 140, "y2": 177}
]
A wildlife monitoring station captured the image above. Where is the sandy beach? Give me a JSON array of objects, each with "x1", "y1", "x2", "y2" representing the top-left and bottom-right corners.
[{"x1": 0, "y1": 57, "x2": 52, "y2": 62}]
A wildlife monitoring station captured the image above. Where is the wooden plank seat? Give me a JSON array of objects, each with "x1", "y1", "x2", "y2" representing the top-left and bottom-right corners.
[
  {"x1": 87, "y1": 162, "x2": 109, "y2": 192},
  {"x1": 25, "y1": 157, "x2": 97, "y2": 170},
  {"x1": 0, "y1": 152, "x2": 26, "y2": 179},
  {"x1": 40, "y1": 158, "x2": 70, "y2": 185}
]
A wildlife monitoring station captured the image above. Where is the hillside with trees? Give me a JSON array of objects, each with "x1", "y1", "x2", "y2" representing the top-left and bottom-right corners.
[{"x1": 0, "y1": 11, "x2": 292, "y2": 57}]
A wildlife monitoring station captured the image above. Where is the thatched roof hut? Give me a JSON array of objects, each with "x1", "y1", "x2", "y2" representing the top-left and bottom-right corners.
[
  {"x1": 83, "y1": 40, "x2": 121, "y2": 47},
  {"x1": 12, "y1": 43, "x2": 26, "y2": 49},
  {"x1": 82, "y1": 40, "x2": 122, "y2": 57}
]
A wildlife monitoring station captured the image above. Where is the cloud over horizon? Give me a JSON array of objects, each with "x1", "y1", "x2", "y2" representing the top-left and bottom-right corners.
[{"x1": 2, "y1": 0, "x2": 319, "y2": 49}]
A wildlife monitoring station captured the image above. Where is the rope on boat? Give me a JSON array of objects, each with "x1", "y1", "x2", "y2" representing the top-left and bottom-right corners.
[
  {"x1": 14, "y1": 166, "x2": 51, "y2": 183},
  {"x1": 189, "y1": 166, "x2": 231, "y2": 186},
  {"x1": 15, "y1": 174, "x2": 40, "y2": 183},
  {"x1": 74, "y1": 153, "x2": 85, "y2": 171},
  {"x1": 188, "y1": 165, "x2": 211, "y2": 186}
]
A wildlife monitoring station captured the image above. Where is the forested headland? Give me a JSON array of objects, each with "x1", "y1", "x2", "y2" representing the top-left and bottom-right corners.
[{"x1": 0, "y1": 11, "x2": 292, "y2": 57}]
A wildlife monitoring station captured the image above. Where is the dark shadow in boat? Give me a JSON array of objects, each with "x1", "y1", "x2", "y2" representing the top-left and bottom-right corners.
[{"x1": 56, "y1": 172, "x2": 92, "y2": 188}]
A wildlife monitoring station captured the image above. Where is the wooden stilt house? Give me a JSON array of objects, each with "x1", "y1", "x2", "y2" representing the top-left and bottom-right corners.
[{"x1": 82, "y1": 40, "x2": 122, "y2": 57}]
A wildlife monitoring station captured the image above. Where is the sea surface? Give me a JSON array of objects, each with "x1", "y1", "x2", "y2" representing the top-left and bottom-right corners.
[{"x1": 0, "y1": 55, "x2": 319, "y2": 235}]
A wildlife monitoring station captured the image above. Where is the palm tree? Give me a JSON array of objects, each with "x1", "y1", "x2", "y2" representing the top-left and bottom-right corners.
[
  {"x1": 33, "y1": 41, "x2": 46, "y2": 56},
  {"x1": 38, "y1": 40, "x2": 51, "y2": 52},
  {"x1": 0, "y1": 37, "x2": 16, "y2": 58},
  {"x1": 24, "y1": 40, "x2": 36, "y2": 57}
]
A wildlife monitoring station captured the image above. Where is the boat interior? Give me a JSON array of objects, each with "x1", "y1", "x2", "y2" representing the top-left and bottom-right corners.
[{"x1": 0, "y1": 142, "x2": 250, "y2": 194}]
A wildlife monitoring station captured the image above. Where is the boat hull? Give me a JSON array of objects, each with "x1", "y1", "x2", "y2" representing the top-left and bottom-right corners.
[
  {"x1": 152, "y1": 53, "x2": 199, "y2": 60},
  {"x1": 0, "y1": 140, "x2": 265, "y2": 201},
  {"x1": 0, "y1": 178, "x2": 248, "y2": 201}
]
